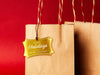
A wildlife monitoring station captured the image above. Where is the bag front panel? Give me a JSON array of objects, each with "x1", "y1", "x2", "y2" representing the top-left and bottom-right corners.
[{"x1": 25, "y1": 24, "x2": 74, "y2": 75}]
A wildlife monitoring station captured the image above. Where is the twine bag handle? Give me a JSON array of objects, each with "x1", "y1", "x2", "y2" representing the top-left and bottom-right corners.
[
  {"x1": 92, "y1": 0, "x2": 95, "y2": 23},
  {"x1": 58, "y1": 0, "x2": 63, "y2": 25},
  {"x1": 35, "y1": 0, "x2": 64, "y2": 40},
  {"x1": 72, "y1": 0, "x2": 76, "y2": 22},
  {"x1": 72, "y1": 0, "x2": 95, "y2": 23},
  {"x1": 81, "y1": 0, "x2": 95, "y2": 23}
]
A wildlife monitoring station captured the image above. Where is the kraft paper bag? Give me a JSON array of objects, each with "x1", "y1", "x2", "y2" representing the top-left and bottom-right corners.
[
  {"x1": 75, "y1": 22, "x2": 100, "y2": 75},
  {"x1": 65, "y1": 21, "x2": 100, "y2": 75},
  {"x1": 25, "y1": 24, "x2": 74, "y2": 75}
]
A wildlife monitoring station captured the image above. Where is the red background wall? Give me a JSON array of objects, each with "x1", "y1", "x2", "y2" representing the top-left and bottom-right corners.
[{"x1": 0, "y1": 0, "x2": 100, "y2": 75}]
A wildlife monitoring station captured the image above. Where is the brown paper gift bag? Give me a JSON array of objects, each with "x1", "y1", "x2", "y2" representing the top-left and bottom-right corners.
[
  {"x1": 74, "y1": 22, "x2": 100, "y2": 75},
  {"x1": 65, "y1": 22, "x2": 100, "y2": 75},
  {"x1": 25, "y1": 24, "x2": 74, "y2": 75},
  {"x1": 65, "y1": 0, "x2": 100, "y2": 75}
]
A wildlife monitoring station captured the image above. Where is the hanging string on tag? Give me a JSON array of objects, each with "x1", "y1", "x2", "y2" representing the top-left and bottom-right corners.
[
  {"x1": 58, "y1": 0, "x2": 63, "y2": 25},
  {"x1": 36, "y1": 0, "x2": 43, "y2": 40},
  {"x1": 92, "y1": 0, "x2": 95, "y2": 23},
  {"x1": 72, "y1": 0, "x2": 76, "y2": 22},
  {"x1": 81, "y1": 0, "x2": 84, "y2": 22}
]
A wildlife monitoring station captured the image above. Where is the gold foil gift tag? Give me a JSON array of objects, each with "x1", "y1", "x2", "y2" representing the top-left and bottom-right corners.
[{"x1": 23, "y1": 37, "x2": 54, "y2": 57}]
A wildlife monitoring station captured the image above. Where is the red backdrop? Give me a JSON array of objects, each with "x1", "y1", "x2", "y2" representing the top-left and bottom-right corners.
[{"x1": 0, "y1": 0, "x2": 100, "y2": 75}]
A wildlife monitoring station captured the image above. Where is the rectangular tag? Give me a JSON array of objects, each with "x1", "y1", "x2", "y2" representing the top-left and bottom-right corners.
[{"x1": 23, "y1": 37, "x2": 54, "y2": 57}]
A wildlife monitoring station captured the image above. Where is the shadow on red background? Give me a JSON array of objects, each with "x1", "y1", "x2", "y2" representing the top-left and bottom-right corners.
[{"x1": 0, "y1": 0, "x2": 100, "y2": 75}]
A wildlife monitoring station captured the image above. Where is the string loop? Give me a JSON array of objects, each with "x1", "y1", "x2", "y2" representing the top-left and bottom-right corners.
[
  {"x1": 58, "y1": 0, "x2": 63, "y2": 25},
  {"x1": 92, "y1": 0, "x2": 95, "y2": 23},
  {"x1": 72, "y1": 0, "x2": 95, "y2": 23},
  {"x1": 81, "y1": 0, "x2": 84, "y2": 21},
  {"x1": 72, "y1": 0, "x2": 76, "y2": 22},
  {"x1": 36, "y1": 0, "x2": 43, "y2": 40}
]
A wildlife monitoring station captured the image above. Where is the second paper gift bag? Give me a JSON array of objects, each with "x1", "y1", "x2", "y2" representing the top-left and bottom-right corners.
[{"x1": 65, "y1": 0, "x2": 100, "y2": 75}]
